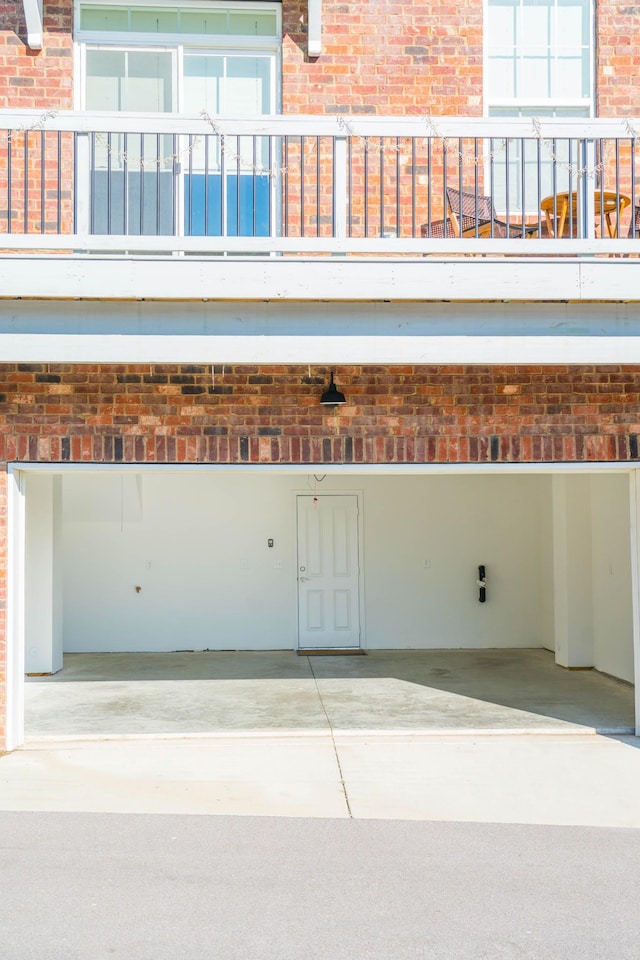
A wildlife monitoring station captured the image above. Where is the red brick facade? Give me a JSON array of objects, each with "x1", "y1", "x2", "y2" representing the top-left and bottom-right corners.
[
  {"x1": 0, "y1": 364, "x2": 636, "y2": 465},
  {"x1": 2, "y1": 1, "x2": 637, "y2": 118}
]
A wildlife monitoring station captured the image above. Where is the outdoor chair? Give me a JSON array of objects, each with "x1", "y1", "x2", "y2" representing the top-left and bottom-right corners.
[
  {"x1": 628, "y1": 203, "x2": 640, "y2": 238},
  {"x1": 422, "y1": 186, "x2": 539, "y2": 241}
]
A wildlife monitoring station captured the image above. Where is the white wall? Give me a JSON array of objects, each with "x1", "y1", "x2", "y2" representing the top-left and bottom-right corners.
[
  {"x1": 590, "y1": 474, "x2": 634, "y2": 683},
  {"x1": 25, "y1": 474, "x2": 63, "y2": 673},
  {"x1": 61, "y1": 471, "x2": 551, "y2": 652}
]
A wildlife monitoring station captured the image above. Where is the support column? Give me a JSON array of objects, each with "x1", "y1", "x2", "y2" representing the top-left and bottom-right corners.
[
  {"x1": 25, "y1": 475, "x2": 63, "y2": 675},
  {"x1": 552, "y1": 474, "x2": 594, "y2": 669}
]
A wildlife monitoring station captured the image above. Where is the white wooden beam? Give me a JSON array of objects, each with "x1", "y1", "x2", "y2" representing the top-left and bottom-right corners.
[
  {"x1": 2, "y1": 253, "x2": 640, "y2": 302},
  {"x1": 308, "y1": 0, "x2": 322, "y2": 56},
  {"x1": 22, "y1": 0, "x2": 43, "y2": 50}
]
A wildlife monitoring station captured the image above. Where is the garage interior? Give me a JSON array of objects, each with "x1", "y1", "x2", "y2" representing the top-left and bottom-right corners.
[{"x1": 21, "y1": 468, "x2": 637, "y2": 738}]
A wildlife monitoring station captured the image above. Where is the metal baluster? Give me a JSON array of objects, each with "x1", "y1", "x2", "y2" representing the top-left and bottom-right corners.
[
  {"x1": 364, "y1": 138, "x2": 369, "y2": 237},
  {"x1": 106, "y1": 133, "x2": 112, "y2": 235},
  {"x1": 615, "y1": 139, "x2": 621, "y2": 240},
  {"x1": 552, "y1": 138, "x2": 558, "y2": 236},
  {"x1": 427, "y1": 137, "x2": 432, "y2": 237},
  {"x1": 301, "y1": 136, "x2": 305, "y2": 238},
  {"x1": 187, "y1": 134, "x2": 193, "y2": 236},
  {"x1": 332, "y1": 136, "x2": 336, "y2": 238},
  {"x1": 252, "y1": 136, "x2": 257, "y2": 237},
  {"x1": 57, "y1": 131, "x2": 62, "y2": 234},
  {"x1": 489, "y1": 138, "x2": 495, "y2": 238},
  {"x1": 284, "y1": 136, "x2": 289, "y2": 238},
  {"x1": 396, "y1": 137, "x2": 401, "y2": 239},
  {"x1": 316, "y1": 135, "x2": 320, "y2": 237},
  {"x1": 442, "y1": 138, "x2": 447, "y2": 240},
  {"x1": 631, "y1": 139, "x2": 636, "y2": 238},
  {"x1": 411, "y1": 137, "x2": 416, "y2": 238},
  {"x1": 505, "y1": 139, "x2": 511, "y2": 238},
  {"x1": 347, "y1": 137, "x2": 352, "y2": 237},
  {"x1": 379, "y1": 136, "x2": 384, "y2": 237},
  {"x1": 73, "y1": 132, "x2": 77, "y2": 234},
  {"x1": 40, "y1": 131, "x2": 45, "y2": 235},
  {"x1": 123, "y1": 133, "x2": 128, "y2": 234},
  {"x1": 473, "y1": 138, "x2": 479, "y2": 238},
  {"x1": 204, "y1": 135, "x2": 210, "y2": 236},
  {"x1": 155, "y1": 133, "x2": 160, "y2": 235},
  {"x1": 567, "y1": 139, "x2": 573, "y2": 238},
  {"x1": 536, "y1": 138, "x2": 542, "y2": 236},
  {"x1": 139, "y1": 133, "x2": 146, "y2": 236},
  {"x1": 236, "y1": 136, "x2": 241, "y2": 237},
  {"x1": 220, "y1": 133, "x2": 226, "y2": 237},
  {"x1": 23, "y1": 130, "x2": 28, "y2": 233},
  {"x1": 457, "y1": 138, "x2": 464, "y2": 236},
  {"x1": 171, "y1": 134, "x2": 177, "y2": 237},
  {"x1": 520, "y1": 138, "x2": 526, "y2": 237},
  {"x1": 599, "y1": 140, "x2": 605, "y2": 238},
  {"x1": 89, "y1": 133, "x2": 95, "y2": 235}
]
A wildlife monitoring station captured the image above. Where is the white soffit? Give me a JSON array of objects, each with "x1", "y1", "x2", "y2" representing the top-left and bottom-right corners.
[
  {"x1": 308, "y1": 0, "x2": 322, "y2": 56},
  {"x1": 22, "y1": 0, "x2": 43, "y2": 50}
]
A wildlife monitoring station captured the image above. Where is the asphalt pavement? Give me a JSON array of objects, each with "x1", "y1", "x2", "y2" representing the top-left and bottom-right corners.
[{"x1": 1, "y1": 812, "x2": 639, "y2": 960}]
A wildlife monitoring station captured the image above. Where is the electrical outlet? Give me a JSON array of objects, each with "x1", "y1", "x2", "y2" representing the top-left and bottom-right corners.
[{"x1": 424, "y1": 560, "x2": 431, "y2": 568}]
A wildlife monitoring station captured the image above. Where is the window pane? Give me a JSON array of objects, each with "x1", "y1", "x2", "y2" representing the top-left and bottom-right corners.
[
  {"x1": 521, "y1": 0, "x2": 551, "y2": 49},
  {"x1": 556, "y1": 0, "x2": 589, "y2": 45},
  {"x1": 228, "y1": 12, "x2": 278, "y2": 36},
  {"x1": 520, "y1": 56, "x2": 551, "y2": 98},
  {"x1": 180, "y1": 12, "x2": 228, "y2": 35},
  {"x1": 184, "y1": 55, "x2": 224, "y2": 113},
  {"x1": 489, "y1": 58, "x2": 516, "y2": 98},
  {"x1": 81, "y1": 6, "x2": 129, "y2": 31},
  {"x1": 79, "y1": 5, "x2": 278, "y2": 38},
  {"x1": 125, "y1": 51, "x2": 173, "y2": 112},
  {"x1": 130, "y1": 9, "x2": 178, "y2": 33},
  {"x1": 225, "y1": 58, "x2": 271, "y2": 114},
  {"x1": 86, "y1": 50, "x2": 126, "y2": 110},
  {"x1": 553, "y1": 54, "x2": 588, "y2": 98},
  {"x1": 486, "y1": 3, "x2": 517, "y2": 50}
]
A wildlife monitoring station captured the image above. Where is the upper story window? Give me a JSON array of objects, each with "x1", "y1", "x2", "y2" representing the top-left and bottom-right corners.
[
  {"x1": 75, "y1": 1, "x2": 281, "y2": 115},
  {"x1": 486, "y1": 0, "x2": 593, "y2": 117}
]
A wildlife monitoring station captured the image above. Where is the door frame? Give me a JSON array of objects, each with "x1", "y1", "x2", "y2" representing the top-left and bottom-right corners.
[{"x1": 294, "y1": 489, "x2": 365, "y2": 653}]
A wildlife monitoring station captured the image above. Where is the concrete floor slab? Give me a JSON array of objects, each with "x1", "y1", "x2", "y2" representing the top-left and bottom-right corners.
[
  {"x1": 0, "y1": 737, "x2": 349, "y2": 818},
  {"x1": 3, "y1": 734, "x2": 640, "y2": 826},
  {"x1": 24, "y1": 649, "x2": 634, "y2": 738},
  {"x1": 25, "y1": 678, "x2": 329, "y2": 736},
  {"x1": 336, "y1": 734, "x2": 640, "y2": 827}
]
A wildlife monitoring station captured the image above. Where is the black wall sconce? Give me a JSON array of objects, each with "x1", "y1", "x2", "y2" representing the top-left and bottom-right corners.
[{"x1": 320, "y1": 372, "x2": 346, "y2": 408}]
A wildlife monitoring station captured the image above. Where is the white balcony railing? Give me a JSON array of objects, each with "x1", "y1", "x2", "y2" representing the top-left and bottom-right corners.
[{"x1": 2, "y1": 111, "x2": 640, "y2": 256}]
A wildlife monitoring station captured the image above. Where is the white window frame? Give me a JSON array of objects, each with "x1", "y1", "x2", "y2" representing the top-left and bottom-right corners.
[
  {"x1": 73, "y1": 0, "x2": 282, "y2": 113},
  {"x1": 483, "y1": 0, "x2": 595, "y2": 118}
]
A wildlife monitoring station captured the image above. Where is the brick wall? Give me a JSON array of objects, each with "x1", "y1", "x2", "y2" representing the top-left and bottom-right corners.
[
  {"x1": 596, "y1": 1, "x2": 640, "y2": 116},
  {"x1": 281, "y1": 0, "x2": 483, "y2": 116},
  {"x1": 0, "y1": 1, "x2": 635, "y2": 120},
  {"x1": 0, "y1": 364, "x2": 637, "y2": 465},
  {"x1": 0, "y1": 2, "x2": 73, "y2": 110}
]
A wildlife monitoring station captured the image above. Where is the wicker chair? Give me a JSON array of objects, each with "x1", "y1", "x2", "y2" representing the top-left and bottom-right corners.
[
  {"x1": 627, "y1": 203, "x2": 640, "y2": 238},
  {"x1": 422, "y1": 186, "x2": 538, "y2": 240}
]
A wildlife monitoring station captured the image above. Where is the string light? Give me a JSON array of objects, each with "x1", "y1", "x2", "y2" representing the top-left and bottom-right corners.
[{"x1": 3, "y1": 108, "x2": 635, "y2": 184}]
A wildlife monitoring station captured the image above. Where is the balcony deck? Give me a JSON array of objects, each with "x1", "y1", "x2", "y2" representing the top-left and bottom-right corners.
[{"x1": 0, "y1": 111, "x2": 640, "y2": 314}]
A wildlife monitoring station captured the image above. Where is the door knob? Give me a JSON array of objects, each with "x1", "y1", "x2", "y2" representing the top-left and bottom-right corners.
[{"x1": 299, "y1": 576, "x2": 310, "y2": 582}]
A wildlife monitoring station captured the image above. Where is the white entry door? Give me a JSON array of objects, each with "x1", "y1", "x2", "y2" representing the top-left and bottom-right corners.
[{"x1": 296, "y1": 495, "x2": 361, "y2": 650}]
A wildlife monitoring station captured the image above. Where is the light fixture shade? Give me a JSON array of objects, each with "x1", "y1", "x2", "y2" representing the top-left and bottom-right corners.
[{"x1": 320, "y1": 372, "x2": 346, "y2": 407}]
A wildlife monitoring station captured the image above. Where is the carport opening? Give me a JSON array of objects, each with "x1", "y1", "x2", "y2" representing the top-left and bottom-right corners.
[{"x1": 16, "y1": 467, "x2": 637, "y2": 740}]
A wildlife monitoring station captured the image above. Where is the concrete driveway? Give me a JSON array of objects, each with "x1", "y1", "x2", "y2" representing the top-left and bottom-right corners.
[{"x1": 24, "y1": 648, "x2": 635, "y2": 737}]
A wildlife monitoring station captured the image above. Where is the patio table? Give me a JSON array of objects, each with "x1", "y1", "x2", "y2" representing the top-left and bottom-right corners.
[{"x1": 540, "y1": 190, "x2": 630, "y2": 238}]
